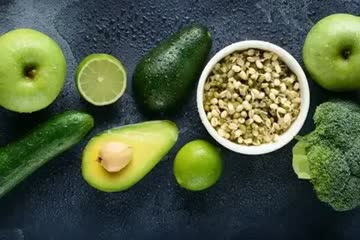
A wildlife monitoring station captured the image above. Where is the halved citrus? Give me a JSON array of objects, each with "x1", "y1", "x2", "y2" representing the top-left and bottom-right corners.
[{"x1": 76, "y1": 54, "x2": 127, "y2": 106}]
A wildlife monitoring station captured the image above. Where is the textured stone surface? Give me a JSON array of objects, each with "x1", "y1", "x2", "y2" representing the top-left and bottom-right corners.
[{"x1": 0, "y1": 0, "x2": 360, "y2": 239}]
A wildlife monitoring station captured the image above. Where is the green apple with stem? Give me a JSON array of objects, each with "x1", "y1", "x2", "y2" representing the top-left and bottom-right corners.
[
  {"x1": 303, "y1": 14, "x2": 360, "y2": 91},
  {"x1": 0, "y1": 29, "x2": 67, "y2": 113}
]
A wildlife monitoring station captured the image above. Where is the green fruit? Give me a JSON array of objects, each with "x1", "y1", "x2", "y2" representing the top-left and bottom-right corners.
[
  {"x1": 0, "y1": 29, "x2": 67, "y2": 113},
  {"x1": 0, "y1": 111, "x2": 94, "y2": 198},
  {"x1": 82, "y1": 121, "x2": 178, "y2": 192},
  {"x1": 173, "y1": 140, "x2": 222, "y2": 191},
  {"x1": 133, "y1": 25, "x2": 212, "y2": 113},
  {"x1": 303, "y1": 14, "x2": 360, "y2": 91},
  {"x1": 76, "y1": 54, "x2": 127, "y2": 106}
]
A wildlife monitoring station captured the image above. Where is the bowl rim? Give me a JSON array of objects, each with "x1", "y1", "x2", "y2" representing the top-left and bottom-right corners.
[{"x1": 197, "y1": 40, "x2": 310, "y2": 155}]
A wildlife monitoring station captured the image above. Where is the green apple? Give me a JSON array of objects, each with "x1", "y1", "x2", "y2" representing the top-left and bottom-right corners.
[
  {"x1": 0, "y1": 29, "x2": 67, "y2": 113},
  {"x1": 303, "y1": 14, "x2": 360, "y2": 91}
]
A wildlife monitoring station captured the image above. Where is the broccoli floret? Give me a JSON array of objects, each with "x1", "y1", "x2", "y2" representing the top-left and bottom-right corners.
[{"x1": 293, "y1": 101, "x2": 360, "y2": 211}]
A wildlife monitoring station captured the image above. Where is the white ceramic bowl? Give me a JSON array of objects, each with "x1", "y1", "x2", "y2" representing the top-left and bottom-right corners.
[{"x1": 197, "y1": 40, "x2": 310, "y2": 155}]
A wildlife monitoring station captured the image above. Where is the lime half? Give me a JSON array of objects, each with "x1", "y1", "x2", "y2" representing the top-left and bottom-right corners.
[{"x1": 76, "y1": 53, "x2": 127, "y2": 106}]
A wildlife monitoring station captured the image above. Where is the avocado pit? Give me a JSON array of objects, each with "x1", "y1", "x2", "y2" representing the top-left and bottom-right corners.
[{"x1": 98, "y1": 142, "x2": 133, "y2": 173}]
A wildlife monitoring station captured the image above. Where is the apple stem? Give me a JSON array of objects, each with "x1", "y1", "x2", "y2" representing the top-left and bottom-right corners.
[
  {"x1": 342, "y1": 49, "x2": 351, "y2": 60},
  {"x1": 24, "y1": 67, "x2": 37, "y2": 80}
]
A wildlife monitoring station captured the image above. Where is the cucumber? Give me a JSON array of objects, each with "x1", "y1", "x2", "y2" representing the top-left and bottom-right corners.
[
  {"x1": 133, "y1": 25, "x2": 212, "y2": 113},
  {"x1": 0, "y1": 111, "x2": 94, "y2": 198}
]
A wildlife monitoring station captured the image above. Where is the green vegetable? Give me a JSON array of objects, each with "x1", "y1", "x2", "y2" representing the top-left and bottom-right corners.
[
  {"x1": 133, "y1": 25, "x2": 212, "y2": 113},
  {"x1": 292, "y1": 101, "x2": 360, "y2": 211},
  {"x1": 0, "y1": 111, "x2": 94, "y2": 198},
  {"x1": 292, "y1": 140, "x2": 311, "y2": 180}
]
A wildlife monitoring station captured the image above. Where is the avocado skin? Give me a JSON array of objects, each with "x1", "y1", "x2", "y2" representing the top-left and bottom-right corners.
[
  {"x1": 133, "y1": 25, "x2": 212, "y2": 114},
  {"x1": 0, "y1": 111, "x2": 94, "y2": 198}
]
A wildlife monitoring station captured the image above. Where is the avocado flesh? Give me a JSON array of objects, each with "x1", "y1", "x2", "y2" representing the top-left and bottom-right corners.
[{"x1": 82, "y1": 121, "x2": 178, "y2": 192}]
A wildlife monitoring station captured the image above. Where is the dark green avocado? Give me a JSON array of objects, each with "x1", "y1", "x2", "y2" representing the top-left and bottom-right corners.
[{"x1": 133, "y1": 25, "x2": 212, "y2": 114}]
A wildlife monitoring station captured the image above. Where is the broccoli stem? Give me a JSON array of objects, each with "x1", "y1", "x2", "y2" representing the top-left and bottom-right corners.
[{"x1": 292, "y1": 141, "x2": 311, "y2": 180}]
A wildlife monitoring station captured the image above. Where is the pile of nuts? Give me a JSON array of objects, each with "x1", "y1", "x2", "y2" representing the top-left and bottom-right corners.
[{"x1": 203, "y1": 49, "x2": 301, "y2": 146}]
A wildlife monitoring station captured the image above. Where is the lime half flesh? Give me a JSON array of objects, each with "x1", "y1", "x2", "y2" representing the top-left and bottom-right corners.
[{"x1": 76, "y1": 53, "x2": 127, "y2": 106}]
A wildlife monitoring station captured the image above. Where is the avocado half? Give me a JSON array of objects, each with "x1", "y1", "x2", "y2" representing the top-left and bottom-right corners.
[{"x1": 82, "y1": 121, "x2": 178, "y2": 192}]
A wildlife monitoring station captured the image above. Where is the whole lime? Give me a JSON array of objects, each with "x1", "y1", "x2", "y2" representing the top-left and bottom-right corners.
[{"x1": 173, "y1": 140, "x2": 222, "y2": 191}]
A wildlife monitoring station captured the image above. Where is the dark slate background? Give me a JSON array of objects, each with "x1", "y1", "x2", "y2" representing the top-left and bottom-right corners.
[{"x1": 0, "y1": 0, "x2": 360, "y2": 239}]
